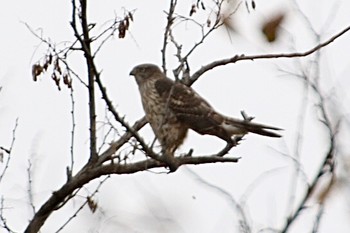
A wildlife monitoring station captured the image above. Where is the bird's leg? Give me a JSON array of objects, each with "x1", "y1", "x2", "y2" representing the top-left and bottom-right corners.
[{"x1": 160, "y1": 149, "x2": 180, "y2": 172}]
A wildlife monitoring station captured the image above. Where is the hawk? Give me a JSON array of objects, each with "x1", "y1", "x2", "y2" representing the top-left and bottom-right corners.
[{"x1": 130, "y1": 63, "x2": 281, "y2": 156}]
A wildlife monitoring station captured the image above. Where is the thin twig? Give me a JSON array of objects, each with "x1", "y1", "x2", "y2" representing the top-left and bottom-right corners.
[
  {"x1": 280, "y1": 27, "x2": 339, "y2": 233},
  {"x1": 68, "y1": 88, "x2": 76, "y2": 180},
  {"x1": 0, "y1": 197, "x2": 16, "y2": 233},
  {"x1": 0, "y1": 119, "x2": 18, "y2": 184},
  {"x1": 71, "y1": 0, "x2": 98, "y2": 163},
  {"x1": 161, "y1": 0, "x2": 177, "y2": 74},
  {"x1": 27, "y1": 160, "x2": 36, "y2": 215},
  {"x1": 285, "y1": 69, "x2": 310, "y2": 219}
]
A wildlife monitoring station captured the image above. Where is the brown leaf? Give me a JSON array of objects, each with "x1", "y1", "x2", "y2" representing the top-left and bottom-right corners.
[
  {"x1": 262, "y1": 13, "x2": 285, "y2": 42},
  {"x1": 48, "y1": 53, "x2": 53, "y2": 64},
  {"x1": 124, "y1": 17, "x2": 129, "y2": 31},
  {"x1": 206, "y1": 19, "x2": 211, "y2": 28},
  {"x1": 32, "y1": 64, "x2": 43, "y2": 81},
  {"x1": 54, "y1": 58, "x2": 62, "y2": 74},
  {"x1": 189, "y1": 4, "x2": 196, "y2": 16},
  {"x1": 201, "y1": 2, "x2": 206, "y2": 10},
  {"x1": 118, "y1": 21, "x2": 126, "y2": 38}
]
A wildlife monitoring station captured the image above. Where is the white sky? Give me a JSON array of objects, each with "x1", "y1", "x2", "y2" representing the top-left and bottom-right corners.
[{"x1": 1, "y1": 0, "x2": 350, "y2": 232}]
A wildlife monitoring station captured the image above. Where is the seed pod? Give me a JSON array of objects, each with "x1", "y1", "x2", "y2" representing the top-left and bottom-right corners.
[
  {"x1": 32, "y1": 64, "x2": 43, "y2": 81},
  {"x1": 124, "y1": 17, "x2": 129, "y2": 30},
  {"x1": 118, "y1": 21, "x2": 126, "y2": 38}
]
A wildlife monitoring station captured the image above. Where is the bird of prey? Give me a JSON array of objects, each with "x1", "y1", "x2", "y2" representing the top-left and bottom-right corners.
[{"x1": 130, "y1": 63, "x2": 281, "y2": 156}]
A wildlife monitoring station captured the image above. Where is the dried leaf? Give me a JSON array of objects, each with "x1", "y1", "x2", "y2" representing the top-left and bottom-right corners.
[
  {"x1": 63, "y1": 74, "x2": 72, "y2": 89},
  {"x1": 262, "y1": 13, "x2": 285, "y2": 42},
  {"x1": 124, "y1": 17, "x2": 129, "y2": 31},
  {"x1": 32, "y1": 64, "x2": 43, "y2": 81},
  {"x1": 206, "y1": 19, "x2": 211, "y2": 28},
  {"x1": 51, "y1": 72, "x2": 61, "y2": 91},
  {"x1": 54, "y1": 58, "x2": 62, "y2": 74},
  {"x1": 201, "y1": 2, "x2": 206, "y2": 10},
  {"x1": 252, "y1": 0, "x2": 256, "y2": 10},
  {"x1": 48, "y1": 53, "x2": 53, "y2": 64},
  {"x1": 189, "y1": 4, "x2": 196, "y2": 16},
  {"x1": 43, "y1": 61, "x2": 49, "y2": 71},
  {"x1": 118, "y1": 21, "x2": 126, "y2": 38}
]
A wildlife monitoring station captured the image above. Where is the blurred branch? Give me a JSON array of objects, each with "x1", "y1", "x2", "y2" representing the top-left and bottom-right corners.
[
  {"x1": 27, "y1": 160, "x2": 36, "y2": 215},
  {"x1": 0, "y1": 197, "x2": 15, "y2": 233},
  {"x1": 0, "y1": 118, "x2": 18, "y2": 184},
  {"x1": 312, "y1": 204, "x2": 325, "y2": 233},
  {"x1": 285, "y1": 68, "x2": 310, "y2": 220},
  {"x1": 188, "y1": 24, "x2": 350, "y2": 85},
  {"x1": 184, "y1": 167, "x2": 251, "y2": 233},
  {"x1": 280, "y1": 25, "x2": 339, "y2": 233}
]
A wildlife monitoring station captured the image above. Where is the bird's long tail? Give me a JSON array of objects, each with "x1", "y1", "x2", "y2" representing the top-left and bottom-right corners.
[{"x1": 224, "y1": 117, "x2": 282, "y2": 138}]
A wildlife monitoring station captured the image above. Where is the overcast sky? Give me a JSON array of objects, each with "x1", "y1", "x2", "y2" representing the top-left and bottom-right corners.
[{"x1": 1, "y1": 0, "x2": 350, "y2": 232}]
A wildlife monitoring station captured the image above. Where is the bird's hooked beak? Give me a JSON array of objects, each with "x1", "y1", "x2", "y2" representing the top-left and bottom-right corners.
[{"x1": 129, "y1": 68, "x2": 136, "y2": 76}]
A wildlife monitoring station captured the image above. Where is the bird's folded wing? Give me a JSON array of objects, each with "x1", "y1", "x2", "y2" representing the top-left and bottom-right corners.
[{"x1": 155, "y1": 79, "x2": 229, "y2": 138}]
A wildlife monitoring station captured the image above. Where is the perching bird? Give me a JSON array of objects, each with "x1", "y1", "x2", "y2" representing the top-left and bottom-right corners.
[{"x1": 130, "y1": 63, "x2": 281, "y2": 156}]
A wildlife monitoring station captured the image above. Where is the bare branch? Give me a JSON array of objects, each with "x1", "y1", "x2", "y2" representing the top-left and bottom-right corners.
[
  {"x1": 98, "y1": 116, "x2": 147, "y2": 164},
  {"x1": 161, "y1": 0, "x2": 177, "y2": 74},
  {"x1": 70, "y1": 0, "x2": 98, "y2": 163},
  {"x1": 23, "y1": 152, "x2": 238, "y2": 233},
  {"x1": 188, "y1": 24, "x2": 350, "y2": 85},
  {"x1": 67, "y1": 88, "x2": 76, "y2": 181},
  {"x1": 312, "y1": 204, "x2": 325, "y2": 233}
]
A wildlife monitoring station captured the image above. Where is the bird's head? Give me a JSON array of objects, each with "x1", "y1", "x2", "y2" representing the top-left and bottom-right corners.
[{"x1": 129, "y1": 63, "x2": 163, "y2": 85}]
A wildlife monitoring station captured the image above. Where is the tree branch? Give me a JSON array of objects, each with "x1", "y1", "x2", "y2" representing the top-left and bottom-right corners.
[
  {"x1": 23, "y1": 152, "x2": 238, "y2": 233},
  {"x1": 161, "y1": 0, "x2": 177, "y2": 74},
  {"x1": 188, "y1": 25, "x2": 350, "y2": 85},
  {"x1": 71, "y1": 0, "x2": 98, "y2": 163}
]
